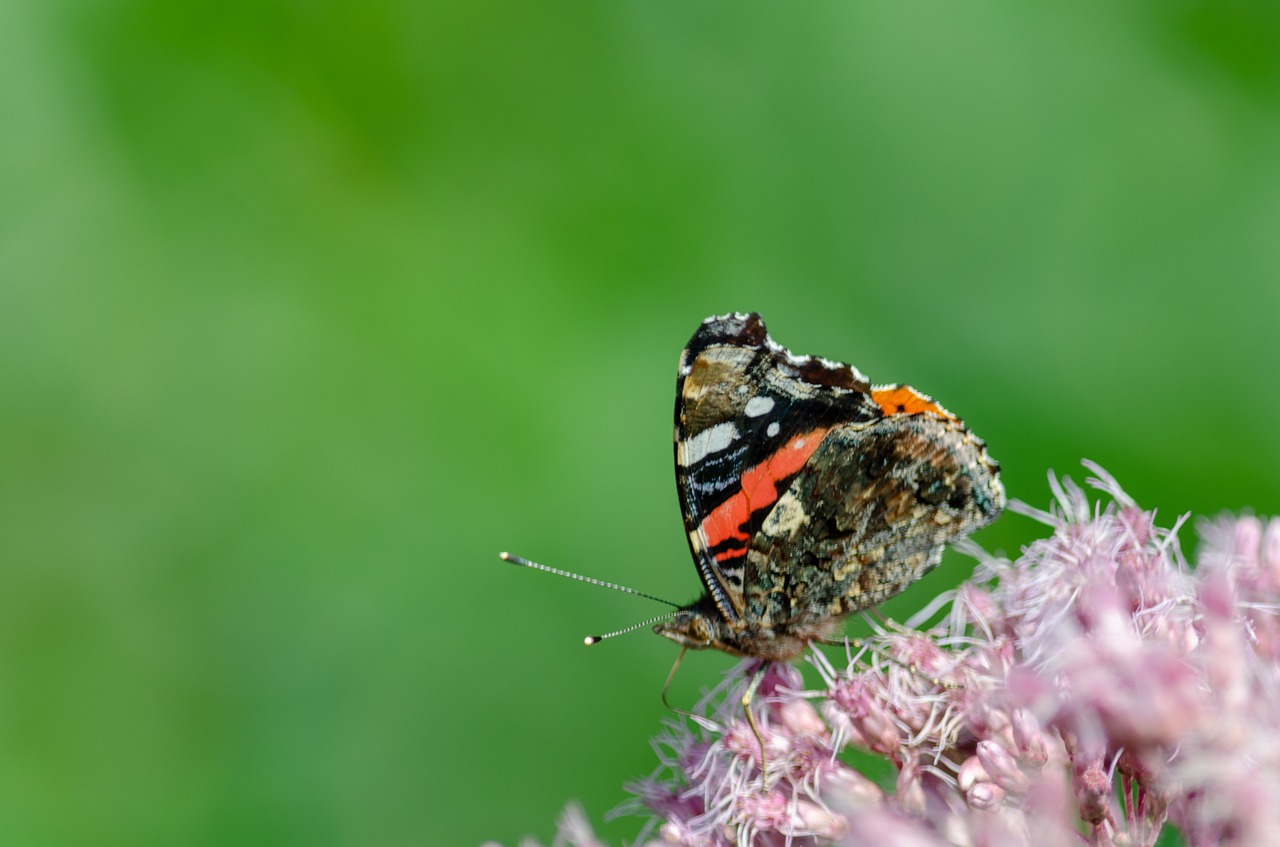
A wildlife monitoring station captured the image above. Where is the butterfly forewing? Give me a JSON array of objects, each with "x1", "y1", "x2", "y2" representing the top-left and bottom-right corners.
[{"x1": 674, "y1": 314, "x2": 882, "y2": 625}]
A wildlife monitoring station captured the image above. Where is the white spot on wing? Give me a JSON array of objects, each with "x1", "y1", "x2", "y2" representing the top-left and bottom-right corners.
[
  {"x1": 680, "y1": 422, "x2": 740, "y2": 466},
  {"x1": 761, "y1": 490, "x2": 809, "y2": 538},
  {"x1": 705, "y1": 311, "x2": 752, "y2": 325},
  {"x1": 744, "y1": 396, "x2": 775, "y2": 417},
  {"x1": 766, "y1": 422, "x2": 780, "y2": 437}
]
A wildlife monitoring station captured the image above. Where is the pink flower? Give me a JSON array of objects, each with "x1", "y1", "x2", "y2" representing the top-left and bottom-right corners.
[{"x1": 501, "y1": 465, "x2": 1280, "y2": 846}]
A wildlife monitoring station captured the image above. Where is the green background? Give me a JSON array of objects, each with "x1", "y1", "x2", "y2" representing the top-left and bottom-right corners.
[{"x1": 2, "y1": 2, "x2": 1278, "y2": 845}]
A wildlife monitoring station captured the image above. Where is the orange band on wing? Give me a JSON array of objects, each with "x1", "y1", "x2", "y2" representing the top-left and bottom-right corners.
[
  {"x1": 699, "y1": 428, "x2": 832, "y2": 551},
  {"x1": 872, "y1": 385, "x2": 953, "y2": 419}
]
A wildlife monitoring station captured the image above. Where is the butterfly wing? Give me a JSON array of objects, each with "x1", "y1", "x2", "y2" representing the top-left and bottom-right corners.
[
  {"x1": 741, "y1": 402, "x2": 1005, "y2": 634},
  {"x1": 674, "y1": 313, "x2": 883, "y2": 626}
]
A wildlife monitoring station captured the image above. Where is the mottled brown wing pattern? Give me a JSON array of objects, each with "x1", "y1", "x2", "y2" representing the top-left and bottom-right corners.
[{"x1": 743, "y1": 413, "x2": 1005, "y2": 635}]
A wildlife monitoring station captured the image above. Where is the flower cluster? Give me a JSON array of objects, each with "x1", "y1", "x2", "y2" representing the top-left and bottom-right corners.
[{"x1": 505, "y1": 464, "x2": 1280, "y2": 847}]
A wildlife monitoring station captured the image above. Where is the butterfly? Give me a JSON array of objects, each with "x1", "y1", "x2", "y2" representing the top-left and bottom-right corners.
[
  {"x1": 652, "y1": 312, "x2": 1004, "y2": 662},
  {"x1": 503, "y1": 312, "x2": 1003, "y2": 664}
]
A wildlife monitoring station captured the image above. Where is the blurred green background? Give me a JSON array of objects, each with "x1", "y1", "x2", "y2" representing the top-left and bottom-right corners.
[{"x1": 2, "y1": 1, "x2": 1278, "y2": 845}]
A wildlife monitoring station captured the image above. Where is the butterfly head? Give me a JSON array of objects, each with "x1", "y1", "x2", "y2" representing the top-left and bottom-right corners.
[
  {"x1": 654, "y1": 595, "x2": 834, "y2": 662},
  {"x1": 653, "y1": 602, "x2": 726, "y2": 652}
]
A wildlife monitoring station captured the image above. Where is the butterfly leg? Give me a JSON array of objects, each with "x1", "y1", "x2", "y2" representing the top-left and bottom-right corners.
[
  {"x1": 660, "y1": 647, "x2": 697, "y2": 719},
  {"x1": 741, "y1": 663, "x2": 769, "y2": 782}
]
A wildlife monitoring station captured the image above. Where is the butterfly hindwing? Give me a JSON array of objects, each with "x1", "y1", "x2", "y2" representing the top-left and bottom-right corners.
[{"x1": 741, "y1": 412, "x2": 1005, "y2": 631}]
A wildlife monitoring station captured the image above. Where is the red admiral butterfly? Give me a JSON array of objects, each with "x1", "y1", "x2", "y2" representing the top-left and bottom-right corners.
[{"x1": 504, "y1": 312, "x2": 1004, "y2": 663}]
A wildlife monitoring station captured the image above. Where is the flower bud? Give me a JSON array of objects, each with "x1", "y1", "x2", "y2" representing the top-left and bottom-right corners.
[
  {"x1": 966, "y1": 781, "x2": 1006, "y2": 811},
  {"x1": 1074, "y1": 763, "x2": 1111, "y2": 825},
  {"x1": 792, "y1": 799, "x2": 848, "y2": 840},
  {"x1": 778, "y1": 697, "x2": 828, "y2": 738},
  {"x1": 957, "y1": 755, "x2": 991, "y2": 792},
  {"x1": 821, "y1": 764, "x2": 885, "y2": 808},
  {"x1": 1012, "y1": 709, "x2": 1049, "y2": 767},
  {"x1": 977, "y1": 740, "x2": 1028, "y2": 795},
  {"x1": 896, "y1": 757, "x2": 927, "y2": 816}
]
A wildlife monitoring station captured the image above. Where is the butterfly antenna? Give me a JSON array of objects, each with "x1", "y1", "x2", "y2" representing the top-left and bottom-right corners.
[
  {"x1": 498, "y1": 552, "x2": 681, "y2": 608},
  {"x1": 585, "y1": 612, "x2": 679, "y2": 646}
]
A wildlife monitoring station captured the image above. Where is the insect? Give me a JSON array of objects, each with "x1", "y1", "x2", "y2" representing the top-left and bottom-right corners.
[{"x1": 502, "y1": 312, "x2": 1003, "y2": 733}]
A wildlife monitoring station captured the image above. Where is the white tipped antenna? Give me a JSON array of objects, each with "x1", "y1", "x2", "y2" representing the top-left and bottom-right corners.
[
  {"x1": 584, "y1": 612, "x2": 678, "y2": 645},
  {"x1": 498, "y1": 552, "x2": 680, "y2": 608}
]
